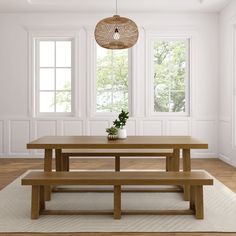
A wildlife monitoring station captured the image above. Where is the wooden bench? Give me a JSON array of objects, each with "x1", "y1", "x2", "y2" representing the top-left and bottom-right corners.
[
  {"x1": 21, "y1": 171, "x2": 213, "y2": 220},
  {"x1": 58, "y1": 149, "x2": 177, "y2": 172}
]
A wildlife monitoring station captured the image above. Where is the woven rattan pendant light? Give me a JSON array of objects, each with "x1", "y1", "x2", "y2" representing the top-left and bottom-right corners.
[{"x1": 94, "y1": 0, "x2": 139, "y2": 50}]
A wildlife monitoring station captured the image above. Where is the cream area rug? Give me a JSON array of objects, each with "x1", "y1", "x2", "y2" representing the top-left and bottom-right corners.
[{"x1": 0, "y1": 170, "x2": 236, "y2": 233}]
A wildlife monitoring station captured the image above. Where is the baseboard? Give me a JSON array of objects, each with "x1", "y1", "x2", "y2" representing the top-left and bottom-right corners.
[
  {"x1": 0, "y1": 153, "x2": 218, "y2": 159},
  {"x1": 190, "y1": 153, "x2": 217, "y2": 158},
  {"x1": 219, "y1": 153, "x2": 236, "y2": 167}
]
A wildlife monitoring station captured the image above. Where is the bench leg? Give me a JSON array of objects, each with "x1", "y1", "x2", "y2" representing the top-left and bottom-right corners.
[
  {"x1": 194, "y1": 185, "x2": 204, "y2": 219},
  {"x1": 115, "y1": 156, "x2": 120, "y2": 172},
  {"x1": 166, "y1": 156, "x2": 173, "y2": 171},
  {"x1": 167, "y1": 149, "x2": 180, "y2": 172},
  {"x1": 183, "y1": 149, "x2": 191, "y2": 201},
  {"x1": 184, "y1": 185, "x2": 190, "y2": 201},
  {"x1": 114, "y1": 185, "x2": 121, "y2": 219},
  {"x1": 189, "y1": 185, "x2": 195, "y2": 211},
  {"x1": 31, "y1": 186, "x2": 40, "y2": 219},
  {"x1": 56, "y1": 150, "x2": 69, "y2": 172},
  {"x1": 40, "y1": 186, "x2": 45, "y2": 212}
]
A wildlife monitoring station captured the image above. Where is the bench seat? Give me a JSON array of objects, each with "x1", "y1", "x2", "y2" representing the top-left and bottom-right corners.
[
  {"x1": 22, "y1": 171, "x2": 213, "y2": 220},
  {"x1": 61, "y1": 149, "x2": 174, "y2": 156},
  {"x1": 58, "y1": 149, "x2": 176, "y2": 172}
]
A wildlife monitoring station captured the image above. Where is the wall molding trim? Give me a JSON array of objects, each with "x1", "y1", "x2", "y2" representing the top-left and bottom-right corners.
[{"x1": 0, "y1": 117, "x2": 218, "y2": 157}]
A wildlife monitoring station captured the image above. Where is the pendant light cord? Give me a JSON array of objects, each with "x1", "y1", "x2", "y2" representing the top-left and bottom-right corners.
[{"x1": 115, "y1": 0, "x2": 118, "y2": 15}]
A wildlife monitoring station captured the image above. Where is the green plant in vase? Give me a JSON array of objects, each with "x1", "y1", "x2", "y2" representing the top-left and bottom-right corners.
[
  {"x1": 106, "y1": 126, "x2": 118, "y2": 140},
  {"x1": 113, "y1": 110, "x2": 129, "y2": 139}
]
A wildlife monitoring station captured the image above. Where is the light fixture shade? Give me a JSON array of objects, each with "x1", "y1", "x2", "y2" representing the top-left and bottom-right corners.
[{"x1": 94, "y1": 15, "x2": 139, "y2": 50}]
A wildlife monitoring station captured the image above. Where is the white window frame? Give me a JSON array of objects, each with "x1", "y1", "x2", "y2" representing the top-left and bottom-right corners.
[
  {"x1": 35, "y1": 37, "x2": 74, "y2": 117},
  {"x1": 146, "y1": 30, "x2": 194, "y2": 117},
  {"x1": 87, "y1": 30, "x2": 133, "y2": 118},
  {"x1": 28, "y1": 30, "x2": 80, "y2": 118}
]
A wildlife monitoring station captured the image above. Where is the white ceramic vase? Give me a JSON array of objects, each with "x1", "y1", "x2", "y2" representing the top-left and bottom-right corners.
[{"x1": 118, "y1": 128, "x2": 127, "y2": 139}]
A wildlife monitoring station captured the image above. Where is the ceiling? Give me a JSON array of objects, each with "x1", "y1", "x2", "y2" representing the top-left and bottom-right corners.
[{"x1": 0, "y1": 0, "x2": 231, "y2": 13}]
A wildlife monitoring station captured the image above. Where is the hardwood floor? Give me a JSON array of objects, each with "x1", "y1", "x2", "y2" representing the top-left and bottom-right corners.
[{"x1": 0, "y1": 157, "x2": 236, "y2": 236}]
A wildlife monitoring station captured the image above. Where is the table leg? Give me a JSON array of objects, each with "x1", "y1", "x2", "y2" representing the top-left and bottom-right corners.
[
  {"x1": 115, "y1": 156, "x2": 120, "y2": 172},
  {"x1": 44, "y1": 149, "x2": 52, "y2": 201},
  {"x1": 183, "y1": 148, "x2": 191, "y2": 201},
  {"x1": 62, "y1": 156, "x2": 69, "y2": 171},
  {"x1": 55, "y1": 149, "x2": 62, "y2": 171},
  {"x1": 166, "y1": 156, "x2": 170, "y2": 171}
]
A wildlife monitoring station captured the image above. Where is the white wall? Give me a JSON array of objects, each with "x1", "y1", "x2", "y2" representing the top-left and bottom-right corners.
[
  {"x1": 219, "y1": 1, "x2": 236, "y2": 167},
  {"x1": 0, "y1": 12, "x2": 219, "y2": 157}
]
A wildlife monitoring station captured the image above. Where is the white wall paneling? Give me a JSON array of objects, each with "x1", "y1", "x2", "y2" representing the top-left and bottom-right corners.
[
  {"x1": 219, "y1": 120, "x2": 232, "y2": 159},
  {"x1": 9, "y1": 120, "x2": 30, "y2": 155},
  {"x1": 168, "y1": 120, "x2": 190, "y2": 136},
  {"x1": 125, "y1": 120, "x2": 136, "y2": 135},
  {"x1": 191, "y1": 119, "x2": 217, "y2": 157},
  {"x1": 63, "y1": 120, "x2": 83, "y2": 135},
  {"x1": 86, "y1": 28, "x2": 98, "y2": 118},
  {"x1": 0, "y1": 120, "x2": 3, "y2": 155},
  {"x1": 88, "y1": 120, "x2": 109, "y2": 135},
  {"x1": 141, "y1": 120, "x2": 163, "y2": 135},
  {"x1": 34, "y1": 120, "x2": 57, "y2": 155},
  {"x1": 0, "y1": 12, "x2": 219, "y2": 158},
  {"x1": 36, "y1": 120, "x2": 57, "y2": 137},
  {"x1": 219, "y1": 1, "x2": 236, "y2": 167}
]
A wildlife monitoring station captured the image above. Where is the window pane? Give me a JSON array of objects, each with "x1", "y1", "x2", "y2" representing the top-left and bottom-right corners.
[
  {"x1": 39, "y1": 41, "x2": 55, "y2": 67},
  {"x1": 56, "y1": 68, "x2": 71, "y2": 90},
  {"x1": 56, "y1": 41, "x2": 71, "y2": 67},
  {"x1": 56, "y1": 92, "x2": 71, "y2": 112},
  {"x1": 154, "y1": 88, "x2": 169, "y2": 112},
  {"x1": 97, "y1": 91, "x2": 112, "y2": 112},
  {"x1": 154, "y1": 40, "x2": 188, "y2": 113},
  {"x1": 113, "y1": 91, "x2": 128, "y2": 112},
  {"x1": 39, "y1": 92, "x2": 54, "y2": 112},
  {"x1": 96, "y1": 46, "x2": 129, "y2": 113},
  {"x1": 40, "y1": 68, "x2": 54, "y2": 90},
  {"x1": 170, "y1": 91, "x2": 185, "y2": 112}
]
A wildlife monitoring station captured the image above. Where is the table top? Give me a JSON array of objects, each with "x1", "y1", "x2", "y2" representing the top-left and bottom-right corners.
[{"x1": 27, "y1": 136, "x2": 208, "y2": 149}]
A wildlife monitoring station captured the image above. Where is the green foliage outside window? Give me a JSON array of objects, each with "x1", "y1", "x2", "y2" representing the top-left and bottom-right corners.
[
  {"x1": 96, "y1": 48, "x2": 129, "y2": 113},
  {"x1": 154, "y1": 40, "x2": 188, "y2": 113}
]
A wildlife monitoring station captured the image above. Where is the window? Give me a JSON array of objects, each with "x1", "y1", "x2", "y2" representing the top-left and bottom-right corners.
[
  {"x1": 35, "y1": 38, "x2": 73, "y2": 116},
  {"x1": 96, "y1": 45, "x2": 130, "y2": 113},
  {"x1": 153, "y1": 38, "x2": 189, "y2": 114}
]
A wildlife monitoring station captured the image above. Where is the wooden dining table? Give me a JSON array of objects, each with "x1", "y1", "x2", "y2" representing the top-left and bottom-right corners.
[{"x1": 27, "y1": 135, "x2": 208, "y2": 201}]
